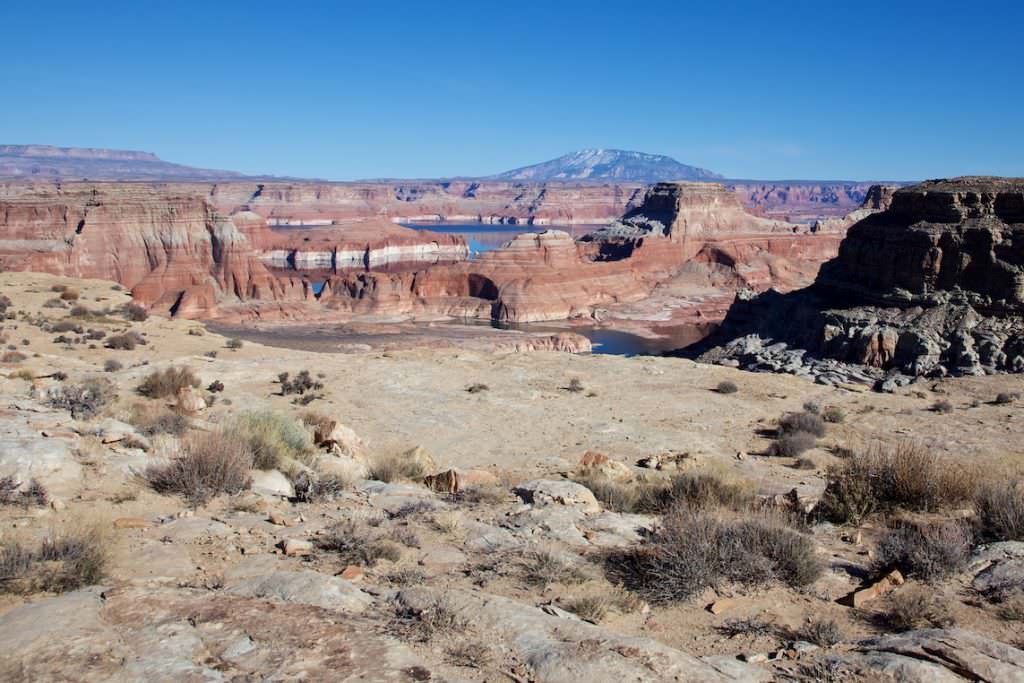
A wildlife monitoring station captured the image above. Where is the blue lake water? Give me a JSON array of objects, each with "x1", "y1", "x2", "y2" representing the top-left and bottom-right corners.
[{"x1": 400, "y1": 222, "x2": 605, "y2": 256}]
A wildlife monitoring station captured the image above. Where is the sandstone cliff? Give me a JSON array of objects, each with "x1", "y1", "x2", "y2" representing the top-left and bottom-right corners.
[{"x1": 693, "y1": 177, "x2": 1024, "y2": 385}]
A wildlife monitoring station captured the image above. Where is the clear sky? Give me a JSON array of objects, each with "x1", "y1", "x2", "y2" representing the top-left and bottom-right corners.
[{"x1": 2, "y1": 1, "x2": 1022, "y2": 181}]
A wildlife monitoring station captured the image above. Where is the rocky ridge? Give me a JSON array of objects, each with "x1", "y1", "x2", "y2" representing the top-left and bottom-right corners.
[{"x1": 692, "y1": 177, "x2": 1024, "y2": 388}]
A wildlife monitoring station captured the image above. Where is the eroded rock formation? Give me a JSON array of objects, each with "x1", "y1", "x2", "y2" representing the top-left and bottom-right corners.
[{"x1": 693, "y1": 177, "x2": 1024, "y2": 385}]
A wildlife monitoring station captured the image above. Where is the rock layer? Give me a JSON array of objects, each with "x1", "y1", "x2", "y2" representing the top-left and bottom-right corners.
[{"x1": 693, "y1": 177, "x2": 1024, "y2": 384}]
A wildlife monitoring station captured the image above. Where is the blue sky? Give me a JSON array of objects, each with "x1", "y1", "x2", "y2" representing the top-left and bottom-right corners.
[{"x1": 2, "y1": 1, "x2": 1022, "y2": 181}]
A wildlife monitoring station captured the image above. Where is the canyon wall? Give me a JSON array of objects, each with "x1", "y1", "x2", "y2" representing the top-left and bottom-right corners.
[
  {"x1": 0, "y1": 179, "x2": 862, "y2": 324},
  {"x1": 694, "y1": 177, "x2": 1024, "y2": 384}
]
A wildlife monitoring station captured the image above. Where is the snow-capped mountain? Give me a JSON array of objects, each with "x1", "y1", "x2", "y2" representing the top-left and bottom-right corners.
[{"x1": 490, "y1": 149, "x2": 723, "y2": 183}]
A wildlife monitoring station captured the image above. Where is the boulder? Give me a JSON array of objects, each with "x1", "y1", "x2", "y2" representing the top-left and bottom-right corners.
[
  {"x1": 250, "y1": 469, "x2": 294, "y2": 498},
  {"x1": 312, "y1": 418, "x2": 366, "y2": 459},
  {"x1": 514, "y1": 479, "x2": 600, "y2": 512},
  {"x1": 574, "y1": 451, "x2": 633, "y2": 481},
  {"x1": 174, "y1": 386, "x2": 206, "y2": 414},
  {"x1": 0, "y1": 433, "x2": 82, "y2": 498},
  {"x1": 845, "y1": 629, "x2": 1024, "y2": 682}
]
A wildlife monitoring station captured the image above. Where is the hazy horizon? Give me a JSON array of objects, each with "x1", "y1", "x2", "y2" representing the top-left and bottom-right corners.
[{"x1": 3, "y1": 1, "x2": 1022, "y2": 181}]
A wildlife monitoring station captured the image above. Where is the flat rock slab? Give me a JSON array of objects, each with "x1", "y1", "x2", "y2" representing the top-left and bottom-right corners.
[
  {"x1": 514, "y1": 479, "x2": 600, "y2": 512},
  {"x1": 397, "y1": 586, "x2": 767, "y2": 682},
  {"x1": 226, "y1": 570, "x2": 373, "y2": 613},
  {"x1": 0, "y1": 584, "x2": 429, "y2": 681}
]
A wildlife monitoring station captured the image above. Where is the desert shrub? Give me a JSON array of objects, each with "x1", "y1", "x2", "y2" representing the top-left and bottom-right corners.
[
  {"x1": 779, "y1": 411, "x2": 826, "y2": 438},
  {"x1": 0, "y1": 476, "x2": 48, "y2": 507},
  {"x1": 715, "y1": 380, "x2": 738, "y2": 394},
  {"x1": 716, "y1": 616, "x2": 775, "y2": 638},
  {"x1": 121, "y1": 303, "x2": 148, "y2": 321},
  {"x1": 604, "y1": 508, "x2": 822, "y2": 603},
  {"x1": 565, "y1": 377, "x2": 584, "y2": 393},
  {"x1": 878, "y1": 585, "x2": 953, "y2": 631},
  {"x1": 669, "y1": 471, "x2": 754, "y2": 511},
  {"x1": 207, "y1": 380, "x2": 224, "y2": 393},
  {"x1": 931, "y1": 399, "x2": 954, "y2": 413},
  {"x1": 8, "y1": 368, "x2": 34, "y2": 381},
  {"x1": 317, "y1": 520, "x2": 402, "y2": 565},
  {"x1": 563, "y1": 593, "x2": 610, "y2": 622},
  {"x1": 466, "y1": 383, "x2": 489, "y2": 393},
  {"x1": 874, "y1": 519, "x2": 972, "y2": 581},
  {"x1": 974, "y1": 480, "x2": 1024, "y2": 542},
  {"x1": 399, "y1": 596, "x2": 469, "y2": 642},
  {"x1": 231, "y1": 410, "x2": 313, "y2": 470},
  {"x1": 105, "y1": 331, "x2": 146, "y2": 350},
  {"x1": 0, "y1": 527, "x2": 108, "y2": 594},
  {"x1": 800, "y1": 619, "x2": 843, "y2": 647},
  {"x1": 995, "y1": 589, "x2": 1024, "y2": 621},
  {"x1": 59, "y1": 287, "x2": 80, "y2": 301},
  {"x1": 767, "y1": 431, "x2": 817, "y2": 458},
  {"x1": 86, "y1": 329, "x2": 106, "y2": 340},
  {"x1": 369, "y1": 452, "x2": 428, "y2": 483},
  {"x1": 137, "y1": 366, "x2": 200, "y2": 399},
  {"x1": 292, "y1": 471, "x2": 351, "y2": 503},
  {"x1": 146, "y1": 429, "x2": 253, "y2": 506},
  {"x1": 50, "y1": 285, "x2": 67, "y2": 293},
  {"x1": 204, "y1": 350, "x2": 218, "y2": 359},
  {"x1": 522, "y1": 548, "x2": 588, "y2": 586},
  {"x1": 129, "y1": 403, "x2": 190, "y2": 437},
  {"x1": 46, "y1": 377, "x2": 116, "y2": 419},
  {"x1": 795, "y1": 456, "x2": 817, "y2": 470},
  {"x1": 278, "y1": 370, "x2": 323, "y2": 396},
  {"x1": 818, "y1": 442, "x2": 978, "y2": 524},
  {"x1": 803, "y1": 400, "x2": 821, "y2": 414},
  {"x1": 1, "y1": 351, "x2": 26, "y2": 363},
  {"x1": 43, "y1": 298, "x2": 66, "y2": 309},
  {"x1": 225, "y1": 338, "x2": 243, "y2": 350},
  {"x1": 446, "y1": 640, "x2": 494, "y2": 668},
  {"x1": 68, "y1": 305, "x2": 92, "y2": 318},
  {"x1": 51, "y1": 320, "x2": 82, "y2": 333},
  {"x1": 822, "y1": 405, "x2": 845, "y2": 423},
  {"x1": 578, "y1": 471, "x2": 752, "y2": 515},
  {"x1": 995, "y1": 392, "x2": 1019, "y2": 405},
  {"x1": 103, "y1": 359, "x2": 123, "y2": 373}
]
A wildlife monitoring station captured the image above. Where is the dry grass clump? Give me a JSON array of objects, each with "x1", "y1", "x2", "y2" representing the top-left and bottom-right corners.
[
  {"x1": 817, "y1": 442, "x2": 978, "y2": 524},
  {"x1": 822, "y1": 405, "x2": 845, "y2": 423},
  {"x1": 715, "y1": 380, "x2": 738, "y2": 394},
  {"x1": 995, "y1": 589, "x2": 1024, "y2": 622},
  {"x1": 974, "y1": 480, "x2": 1024, "y2": 542},
  {"x1": 800, "y1": 619, "x2": 843, "y2": 647},
  {"x1": 432, "y1": 511, "x2": 464, "y2": 535},
  {"x1": 877, "y1": 585, "x2": 954, "y2": 631},
  {"x1": 577, "y1": 470, "x2": 754, "y2": 515},
  {"x1": 562, "y1": 581, "x2": 642, "y2": 623},
  {"x1": 105, "y1": 331, "x2": 146, "y2": 350},
  {"x1": 316, "y1": 519, "x2": 403, "y2": 565},
  {"x1": 931, "y1": 399, "x2": 954, "y2": 413},
  {"x1": 369, "y1": 452, "x2": 428, "y2": 483},
  {"x1": 522, "y1": 548, "x2": 589, "y2": 587},
  {"x1": 0, "y1": 476, "x2": 48, "y2": 507},
  {"x1": 8, "y1": 368, "x2": 35, "y2": 381},
  {"x1": 605, "y1": 507, "x2": 822, "y2": 604},
  {"x1": 446, "y1": 639, "x2": 494, "y2": 669},
  {"x1": 46, "y1": 377, "x2": 117, "y2": 419},
  {"x1": 146, "y1": 429, "x2": 253, "y2": 506},
  {"x1": 230, "y1": 410, "x2": 313, "y2": 471},
  {"x1": 779, "y1": 410, "x2": 827, "y2": 438},
  {"x1": 292, "y1": 471, "x2": 352, "y2": 503},
  {"x1": 1, "y1": 351, "x2": 27, "y2": 363},
  {"x1": 401, "y1": 596, "x2": 469, "y2": 642},
  {"x1": 874, "y1": 519, "x2": 972, "y2": 581},
  {"x1": 121, "y1": 303, "x2": 148, "y2": 321},
  {"x1": 128, "y1": 402, "x2": 190, "y2": 437},
  {"x1": 0, "y1": 525, "x2": 108, "y2": 594},
  {"x1": 225, "y1": 338, "x2": 244, "y2": 350},
  {"x1": 137, "y1": 366, "x2": 200, "y2": 399},
  {"x1": 103, "y1": 358, "x2": 123, "y2": 373}
]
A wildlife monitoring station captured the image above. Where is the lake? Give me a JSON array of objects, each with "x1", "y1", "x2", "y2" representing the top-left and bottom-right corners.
[{"x1": 401, "y1": 222, "x2": 605, "y2": 255}]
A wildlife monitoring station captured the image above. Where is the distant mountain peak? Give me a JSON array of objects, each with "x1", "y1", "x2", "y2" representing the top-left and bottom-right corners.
[{"x1": 490, "y1": 149, "x2": 723, "y2": 183}]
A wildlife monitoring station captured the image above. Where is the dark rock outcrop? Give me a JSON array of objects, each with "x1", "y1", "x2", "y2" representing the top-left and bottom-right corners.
[{"x1": 689, "y1": 177, "x2": 1024, "y2": 386}]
